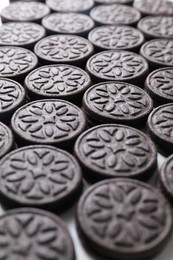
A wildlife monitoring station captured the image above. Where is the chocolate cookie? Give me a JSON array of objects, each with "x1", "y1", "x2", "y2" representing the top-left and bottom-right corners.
[
  {"x1": 24, "y1": 64, "x2": 91, "y2": 102},
  {"x1": 0, "y1": 122, "x2": 14, "y2": 159},
  {"x1": 86, "y1": 50, "x2": 149, "y2": 84},
  {"x1": 1, "y1": 2, "x2": 50, "y2": 24},
  {"x1": 83, "y1": 82, "x2": 153, "y2": 126},
  {"x1": 159, "y1": 155, "x2": 173, "y2": 204},
  {"x1": 34, "y1": 35, "x2": 94, "y2": 67},
  {"x1": 147, "y1": 104, "x2": 173, "y2": 151},
  {"x1": 138, "y1": 16, "x2": 173, "y2": 40},
  {"x1": 0, "y1": 22, "x2": 46, "y2": 49},
  {"x1": 46, "y1": 0, "x2": 94, "y2": 13},
  {"x1": 0, "y1": 78, "x2": 26, "y2": 122},
  {"x1": 0, "y1": 208, "x2": 75, "y2": 260},
  {"x1": 74, "y1": 124, "x2": 157, "y2": 181},
  {"x1": 11, "y1": 99, "x2": 87, "y2": 149},
  {"x1": 0, "y1": 145, "x2": 82, "y2": 211},
  {"x1": 88, "y1": 25, "x2": 144, "y2": 51},
  {"x1": 133, "y1": 0, "x2": 173, "y2": 16},
  {"x1": 95, "y1": 0, "x2": 133, "y2": 5},
  {"x1": 140, "y1": 39, "x2": 173, "y2": 69},
  {"x1": 42, "y1": 12, "x2": 94, "y2": 37},
  {"x1": 77, "y1": 178, "x2": 172, "y2": 260},
  {"x1": 145, "y1": 67, "x2": 173, "y2": 104},
  {"x1": 0, "y1": 46, "x2": 38, "y2": 82},
  {"x1": 90, "y1": 4, "x2": 141, "y2": 26}
]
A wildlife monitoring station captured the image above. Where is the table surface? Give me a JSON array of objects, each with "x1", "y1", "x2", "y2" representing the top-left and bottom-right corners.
[{"x1": 0, "y1": 1, "x2": 173, "y2": 260}]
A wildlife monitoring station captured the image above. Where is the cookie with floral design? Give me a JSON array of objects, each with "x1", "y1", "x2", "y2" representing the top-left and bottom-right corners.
[
  {"x1": 11, "y1": 99, "x2": 87, "y2": 149},
  {"x1": 88, "y1": 25, "x2": 144, "y2": 52},
  {"x1": 34, "y1": 35, "x2": 94, "y2": 67},
  {"x1": 0, "y1": 145, "x2": 82, "y2": 211},
  {"x1": 140, "y1": 39, "x2": 173, "y2": 69},
  {"x1": 82, "y1": 81, "x2": 153, "y2": 126},
  {"x1": 0, "y1": 122, "x2": 14, "y2": 159},
  {"x1": 86, "y1": 50, "x2": 149, "y2": 84},
  {"x1": 0, "y1": 208, "x2": 75, "y2": 260},
  {"x1": 25, "y1": 64, "x2": 91, "y2": 103},
  {"x1": 1, "y1": 2, "x2": 50, "y2": 24},
  {"x1": 74, "y1": 124, "x2": 157, "y2": 181},
  {"x1": 0, "y1": 22, "x2": 46, "y2": 50},
  {"x1": 77, "y1": 178, "x2": 172, "y2": 260}
]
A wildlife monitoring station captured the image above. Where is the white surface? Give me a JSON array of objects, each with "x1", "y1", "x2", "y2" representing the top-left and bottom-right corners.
[{"x1": 0, "y1": 1, "x2": 173, "y2": 260}]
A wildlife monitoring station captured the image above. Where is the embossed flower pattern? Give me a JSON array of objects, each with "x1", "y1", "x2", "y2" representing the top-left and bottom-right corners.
[
  {"x1": 87, "y1": 83, "x2": 150, "y2": 118},
  {"x1": 0, "y1": 214, "x2": 67, "y2": 259},
  {"x1": 0, "y1": 23, "x2": 44, "y2": 45},
  {"x1": 90, "y1": 26, "x2": 142, "y2": 49},
  {"x1": 28, "y1": 66, "x2": 89, "y2": 95},
  {"x1": 81, "y1": 127, "x2": 151, "y2": 174},
  {"x1": 47, "y1": 0, "x2": 93, "y2": 11},
  {"x1": 1, "y1": 148, "x2": 77, "y2": 202},
  {"x1": 0, "y1": 47, "x2": 36, "y2": 76},
  {"x1": 89, "y1": 51, "x2": 144, "y2": 79},
  {"x1": 85, "y1": 182, "x2": 166, "y2": 247},
  {"x1": 134, "y1": 0, "x2": 173, "y2": 15},
  {"x1": 145, "y1": 40, "x2": 173, "y2": 65},
  {"x1": 39, "y1": 36, "x2": 90, "y2": 61}
]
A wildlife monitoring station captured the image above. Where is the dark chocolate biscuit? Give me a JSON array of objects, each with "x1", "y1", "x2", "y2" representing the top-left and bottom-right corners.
[
  {"x1": 159, "y1": 155, "x2": 173, "y2": 203},
  {"x1": 0, "y1": 208, "x2": 75, "y2": 260},
  {"x1": 46, "y1": 0, "x2": 94, "y2": 13},
  {"x1": 0, "y1": 46, "x2": 38, "y2": 82},
  {"x1": 140, "y1": 39, "x2": 173, "y2": 69},
  {"x1": 77, "y1": 178, "x2": 172, "y2": 260},
  {"x1": 88, "y1": 25, "x2": 144, "y2": 51},
  {"x1": 74, "y1": 124, "x2": 157, "y2": 181},
  {"x1": 25, "y1": 64, "x2": 91, "y2": 101},
  {"x1": 1, "y1": 2, "x2": 50, "y2": 23},
  {"x1": 0, "y1": 22, "x2": 46, "y2": 49},
  {"x1": 138, "y1": 16, "x2": 173, "y2": 40},
  {"x1": 95, "y1": 0, "x2": 133, "y2": 5},
  {"x1": 42, "y1": 12, "x2": 94, "y2": 37},
  {"x1": 0, "y1": 78, "x2": 26, "y2": 122},
  {"x1": 86, "y1": 50, "x2": 149, "y2": 84},
  {"x1": 0, "y1": 145, "x2": 82, "y2": 211},
  {"x1": 147, "y1": 104, "x2": 173, "y2": 151},
  {"x1": 90, "y1": 4, "x2": 141, "y2": 26},
  {"x1": 133, "y1": 0, "x2": 173, "y2": 16},
  {"x1": 0, "y1": 122, "x2": 14, "y2": 159},
  {"x1": 145, "y1": 67, "x2": 173, "y2": 104},
  {"x1": 11, "y1": 99, "x2": 87, "y2": 148},
  {"x1": 34, "y1": 35, "x2": 94, "y2": 66},
  {"x1": 83, "y1": 81, "x2": 153, "y2": 126}
]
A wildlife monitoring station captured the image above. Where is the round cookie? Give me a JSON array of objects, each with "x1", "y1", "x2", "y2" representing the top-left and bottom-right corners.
[
  {"x1": 88, "y1": 25, "x2": 144, "y2": 51},
  {"x1": 0, "y1": 22, "x2": 46, "y2": 49},
  {"x1": 83, "y1": 81, "x2": 153, "y2": 126},
  {"x1": 34, "y1": 35, "x2": 94, "y2": 66},
  {"x1": 42, "y1": 12, "x2": 94, "y2": 37},
  {"x1": 86, "y1": 50, "x2": 149, "y2": 84},
  {"x1": 46, "y1": 0, "x2": 94, "y2": 13},
  {"x1": 145, "y1": 67, "x2": 173, "y2": 104},
  {"x1": 138, "y1": 16, "x2": 173, "y2": 40},
  {"x1": 0, "y1": 46, "x2": 38, "y2": 83},
  {"x1": 0, "y1": 145, "x2": 82, "y2": 211},
  {"x1": 0, "y1": 122, "x2": 14, "y2": 159},
  {"x1": 0, "y1": 78, "x2": 26, "y2": 122},
  {"x1": 25, "y1": 64, "x2": 91, "y2": 102},
  {"x1": 11, "y1": 99, "x2": 87, "y2": 149},
  {"x1": 1, "y1": 2, "x2": 50, "y2": 24},
  {"x1": 77, "y1": 178, "x2": 172, "y2": 260},
  {"x1": 140, "y1": 39, "x2": 173, "y2": 69},
  {"x1": 90, "y1": 4, "x2": 141, "y2": 26},
  {"x1": 133, "y1": 0, "x2": 173, "y2": 16},
  {"x1": 147, "y1": 103, "x2": 173, "y2": 151},
  {"x1": 0, "y1": 208, "x2": 75, "y2": 260},
  {"x1": 74, "y1": 124, "x2": 157, "y2": 181}
]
